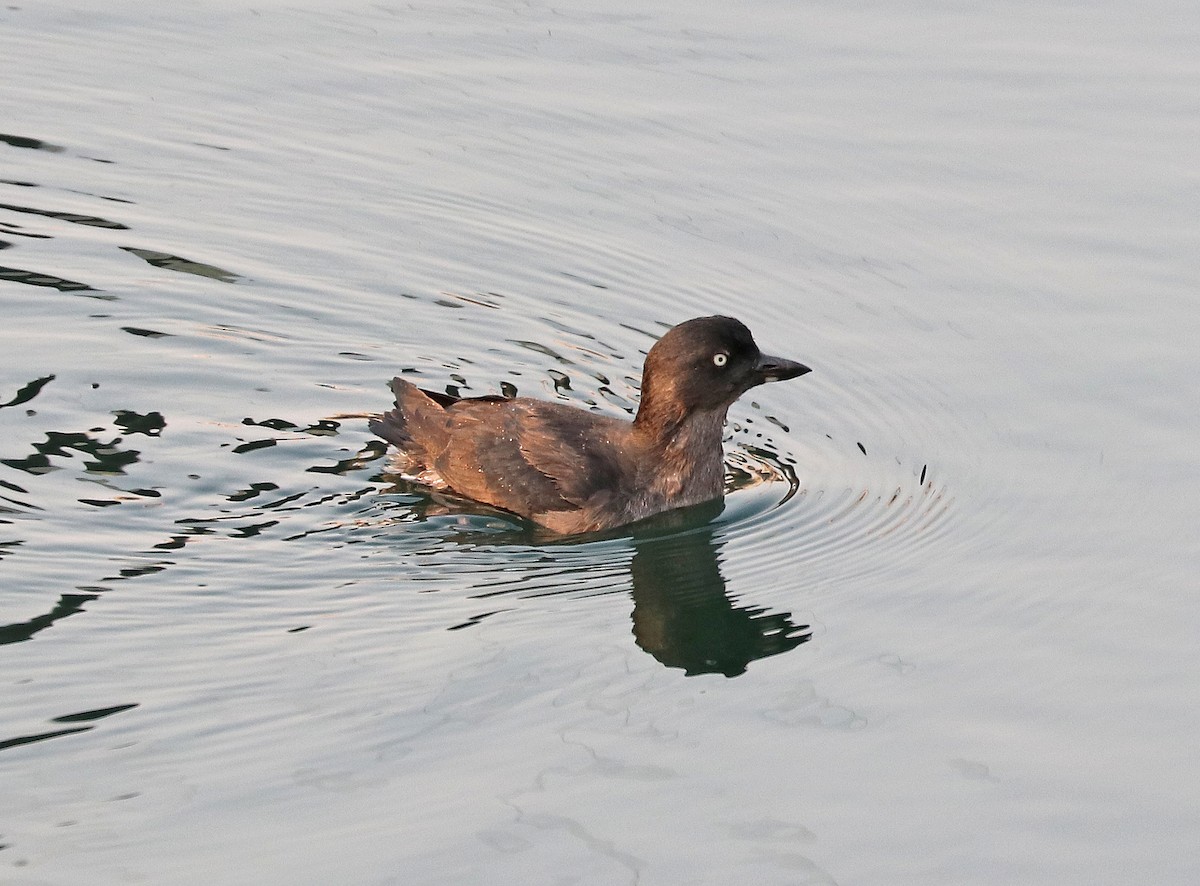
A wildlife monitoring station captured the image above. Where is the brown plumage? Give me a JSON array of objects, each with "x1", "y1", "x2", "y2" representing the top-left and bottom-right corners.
[{"x1": 370, "y1": 316, "x2": 810, "y2": 534}]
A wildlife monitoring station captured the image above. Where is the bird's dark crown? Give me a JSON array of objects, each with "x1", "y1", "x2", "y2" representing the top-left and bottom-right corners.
[{"x1": 636, "y1": 315, "x2": 766, "y2": 428}]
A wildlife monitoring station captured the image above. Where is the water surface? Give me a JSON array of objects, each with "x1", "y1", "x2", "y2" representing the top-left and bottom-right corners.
[{"x1": 3, "y1": 2, "x2": 1198, "y2": 884}]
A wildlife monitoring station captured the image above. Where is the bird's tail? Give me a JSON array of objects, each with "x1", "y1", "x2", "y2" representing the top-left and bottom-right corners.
[{"x1": 368, "y1": 378, "x2": 448, "y2": 460}]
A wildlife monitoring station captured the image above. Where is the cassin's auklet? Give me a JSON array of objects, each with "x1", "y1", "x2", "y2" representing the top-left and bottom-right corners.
[{"x1": 370, "y1": 315, "x2": 811, "y2": 534}]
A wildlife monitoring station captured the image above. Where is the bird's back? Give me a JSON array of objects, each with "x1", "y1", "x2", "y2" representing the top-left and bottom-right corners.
[{"x1": 371, "y1": 378, "x2": 644, "y2": 532}]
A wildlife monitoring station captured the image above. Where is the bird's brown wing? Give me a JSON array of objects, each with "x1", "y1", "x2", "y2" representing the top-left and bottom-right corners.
[{"x1": 432, "y1": 398, "x2": 629, "y2": 521}]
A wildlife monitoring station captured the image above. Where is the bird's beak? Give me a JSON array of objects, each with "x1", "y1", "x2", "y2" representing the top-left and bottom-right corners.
[{"x1": 753, "y1": 353, "x2": 812, "y2": 384}]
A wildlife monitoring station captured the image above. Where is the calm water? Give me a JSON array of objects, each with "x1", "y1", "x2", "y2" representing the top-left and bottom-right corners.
[{"x1": 3, "y1": 1, "x2": 1198, "y2": 883}]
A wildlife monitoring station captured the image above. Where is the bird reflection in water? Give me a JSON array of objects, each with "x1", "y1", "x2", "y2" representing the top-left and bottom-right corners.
[
  {"x1": 381, "y1": 484, "x2": 813, "y2": 677},
  {"x1": 626, "y1": 500, "x2": 812, "y2": 677}
]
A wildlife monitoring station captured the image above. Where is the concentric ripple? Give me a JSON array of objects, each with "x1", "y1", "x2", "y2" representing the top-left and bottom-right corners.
[
  {"x1": 709, "y1": 349, "x2": 1009, "y2": 596},
  {"x1": 327, "y1": 176, "x2": 1005, "y2": 621}
]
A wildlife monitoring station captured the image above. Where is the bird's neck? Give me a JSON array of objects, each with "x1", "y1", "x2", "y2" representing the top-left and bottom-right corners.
[{"x1": 634, "y1": 401, "x2": 728, "y2": 500}]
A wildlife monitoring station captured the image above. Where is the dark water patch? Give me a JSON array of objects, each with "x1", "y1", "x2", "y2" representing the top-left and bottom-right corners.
[
  {"x1": 1, "y1": 407, "x2": 172, "y2": 502},
  {"x1": 119, "y1": 247, "x2": 241, "y2": 282},
  {"x1": 242, "y1": 417, "x2": 342, "y2": 436},
  {"x1": 0, "y1": 592, "x2": 100, "y2": 646},
  {"x1": 1, "y1": 431, "x2": 141, "y2": 476},
  {"x1": 103, "y1": 562, "x2": 169, "y2": 581},
  {"x1": 1, "y1": 452, "x2": 55, "y2": 475},
  {"x1": 244, "y1": 417, "x2": 299, "y2": 431},
  {"x1": 155, "y1": 523, "x2": 219, "y2": 552},
  {"x1": 0, "y1": 264, "x2": 101, "y2": 294},
  {"x1": 122, "y1": 326, "x2": 171, "y2": 338},
  {"x1": 112, "y1": 410, "x2": 166, "y2": 437},
  {"x1": 225, "y1": 418, "x2": 384, "y2": 476},
  {"x1": 0, "y1": 704, "x2": 136, "y2": 754},
  {"x1": 548, "y1": 369, "x2": 571, "y2": 392},
  {"x1": 76, "y1": 485, "x2": 162, "y2": 508},
  {"x1": 0, "y1": 229, "x2": 52, "y2": 244},
  {"x1": 447, "y1": 609, "x2": 515, "y2": 631},
  {"x1": 0, "y1": 202, "x2": 128, "y2": 229},
  {"x1": 223, "y1": 482, "x2": 323, "y2": 509},
  {"x1": 0, "y1": 375, "x2": 55, "y2": 410},
  {"x1": 256, "y1": 489, "x2": 308, "y2": 509},
  {"x1": 0, "y1": 133, "x2": 65, "y2": 153},
  {"x1": 0, "y1": 479, "x2": 40, "y2": 512},
  {"x1": 231, "y1": 439, "x2": 276, "y2": 454},
  {"x1": 304, "y1": 419, "x2": 341, "y2": 437},
  {"x1": 451, "y1": 291, "x2": 503, "y2": 309},
  {"x1": 228, "y1": 481, "x2": 281, "y2": 503},
  {"x1": 306, "y1": 440, "x2": 388, "y2": 475},
  {"x1": 1, "y1": 176, "x2": 135, "y2": 205},
  {"x1": 0, "y1": 725, "x2": 93, "y2": 752},
  {"x1": 0, "y1": 221, "x2": 53, "y2": 240},
  {"x1": 230, "y1": 520, "x2": 279, "y2": 539},
  {"x1": 52, "y1": 703, "x2": 138, "y2": 724},
  {"x1": 0, "y1": 497, "x2": 38, "y2": 515}
]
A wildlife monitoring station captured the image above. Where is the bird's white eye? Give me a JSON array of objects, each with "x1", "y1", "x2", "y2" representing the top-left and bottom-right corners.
[{"x1": 712, "y1": 352, "x2": 728, "y2": 367}]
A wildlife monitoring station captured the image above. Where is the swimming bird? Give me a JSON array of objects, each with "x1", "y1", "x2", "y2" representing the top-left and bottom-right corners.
[{"x1": 370, "y1": 315, "x2": 810, "y2": 534}]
